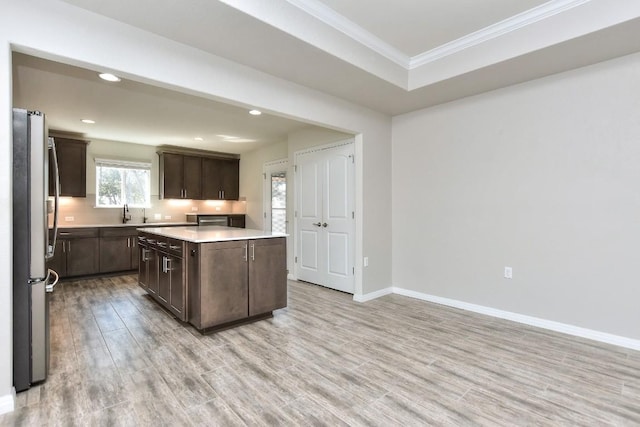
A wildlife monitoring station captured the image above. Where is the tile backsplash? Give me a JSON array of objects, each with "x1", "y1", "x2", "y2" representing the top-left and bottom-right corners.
[{"x1": 50, "y1": 194, "x2": 246, "y2": 227}]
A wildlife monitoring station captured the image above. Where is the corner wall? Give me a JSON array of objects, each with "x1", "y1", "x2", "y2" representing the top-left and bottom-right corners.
[{"x1": 392, "y1": 52, "x2": 640, "y2": 340}]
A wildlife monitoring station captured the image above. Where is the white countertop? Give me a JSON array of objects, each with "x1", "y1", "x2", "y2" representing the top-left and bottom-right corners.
[{"x1": 139, "y1": 225, "x2": 287, "y2": 243}]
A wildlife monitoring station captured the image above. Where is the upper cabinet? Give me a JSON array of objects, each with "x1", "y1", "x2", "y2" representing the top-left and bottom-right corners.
[
  {"x1": 50, "y1": 137, "x2": 88, "y2": 197},
  {"x1": 159, "y1": 149, "x2": 239, "y2": 200},
  {"x1": 159, "y1": 152, "x2": 202, "y2": 199},
  {"x1": 202, "y1": 158, "x2": 240, "y2": 200}
]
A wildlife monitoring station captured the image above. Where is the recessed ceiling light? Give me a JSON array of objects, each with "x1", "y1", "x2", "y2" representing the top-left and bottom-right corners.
[
  {"x1": 249, "y1": 109, "x2": 262, "y2": 116},
  {"x1": 194, "y1": 137, "x2": 203, "y2": 141},
  {"x1": 81, "y1": 119, "x2": 95, "y2": 124},
  {"x1": 98, "y1": 73, "x2": 121, "y2": 82}
]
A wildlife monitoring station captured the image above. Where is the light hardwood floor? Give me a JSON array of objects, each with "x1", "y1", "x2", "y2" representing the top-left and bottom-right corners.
[{"x1": 2, "y1": 274, "x2": 640, "y2": 426}]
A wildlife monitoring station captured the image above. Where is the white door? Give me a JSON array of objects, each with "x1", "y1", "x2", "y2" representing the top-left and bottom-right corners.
[{"x1": 296, "y1": 142, "x2": 354, "y2": 293}]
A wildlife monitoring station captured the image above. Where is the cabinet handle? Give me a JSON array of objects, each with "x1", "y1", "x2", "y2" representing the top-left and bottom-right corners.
[
  {"x1": 158, "y1": 242, "x2": 167, "y2": 248},
  {"x1": 166, "y1": 257, "x2": 172, "y2": 272},
  {"x1": 184, "y1": 189, "x2": 187, "y2": 199},
  {"x1": 62, "y1": 241, "x2": 65, "y2": 253},
  {"x1": 147, "y1": 239, "x2": 156, "y2": 244},
  {"x1": 221, "y1": 190, "x2": 225, "y2": 199},
  {"x1": 243, "y1": 243, "x2": 247, "y2": 262},
  {"x1": 251, "y1": 242, "x2": 255, "y2": 261},
  {"x1": 67, "y1": 241, "x2": 71, "y2": 252},
  {"x1": 127, "y1": 238, "x2": 130, "y2": 248},
  {"x1": 169, "y1": 244, "x2": 180, "y2": 250}
]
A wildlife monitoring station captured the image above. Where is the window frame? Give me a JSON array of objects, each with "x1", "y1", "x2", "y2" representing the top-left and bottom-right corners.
[{"x1": 95, "y1": 158, "x2": 152, "y2": 208}]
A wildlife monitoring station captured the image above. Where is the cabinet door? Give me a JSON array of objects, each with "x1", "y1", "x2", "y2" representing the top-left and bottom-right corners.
[
  {"x1": 198, "y1": 241, "x2": 248, "y2": 328},
  {"x1": 66, "y1": 238, "x2": 99, "y2": 277},
  {"x1": 138, "y1": 244, "x2": 149, "y2": 291},
  {"x1": 248, "y1": 238, "x2": 287, "y2": 316},
  {"x1": 183, "y1": 155, "x2": 202, "y2": 200},
  {"x1": 99, "y1": 236, "x2": 131, "y2": 273},
  {"x1": 227, "y1": 215, "x2": 245, "y2": 229},
  {"x1": 147, "y1": 249, "x2": 159, "y2": 296},
  {"x1": 158, "y1": 254, "x2": 170, "y2": 303},
  {"x1": 46, "y1": 239, "x2": 67, "y2": 278},
  {"x1": 130, "y1": 235, "x2": 139, "y2": 270},
  {"x1": 161, "y1": 153, "x2": 184, "y2": 199},
  {"x1": 50, "y1": 138, "x2": 87, "y2": 197},
  {"x1": 220, "y1": 159, "x2": 239, "y2": 200},
  {"x1": 168, "y1": 255, "x2": 185, "y2": 320},
  {"x1": 201, "y1": 158, "x2": 222, "y2": 200}
]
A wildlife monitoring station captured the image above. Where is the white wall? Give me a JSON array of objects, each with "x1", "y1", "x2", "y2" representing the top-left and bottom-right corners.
[
  {"x1": 0, "y1": 0, "x2": 392, "y2": 405},
  {"x1": 392, "y1": 52, "x2": 640, "y2": 341}
]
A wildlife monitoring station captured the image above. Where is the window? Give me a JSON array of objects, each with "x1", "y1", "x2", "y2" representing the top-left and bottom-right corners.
[
  {"x1": 270, "y1": 172, "x2": 287, "y2": 233},
  {"x1": 95, "y1": 158, "x2": 151, "y2": 207}
]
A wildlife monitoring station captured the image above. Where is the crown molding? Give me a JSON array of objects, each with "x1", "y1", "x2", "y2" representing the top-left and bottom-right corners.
[
  {"x1": 410, "y1": 0, "x2": 592, "y2": 69},
  {"x1": 287, "y1": 0, "x2": 592, "y2": 73},
  {"x1": 285, "y1": 0, "x2": 410, "y2": 68}
]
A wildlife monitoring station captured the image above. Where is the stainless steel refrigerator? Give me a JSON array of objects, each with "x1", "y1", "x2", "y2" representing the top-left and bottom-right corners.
[{"x1": 12, "y1": 109, "x2": 60, "y2": 392}]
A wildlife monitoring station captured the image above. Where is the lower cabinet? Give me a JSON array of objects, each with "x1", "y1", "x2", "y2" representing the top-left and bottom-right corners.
[
  {"x1": 188, "y1": 237, "x2": 287, "y2": 331},
  {"x1": 248, "y1": 238, "x2": 287, "y2": 316},
  {"x1": 138, "y1": 234, "x2": 186, "y2": 320},
  {"x1": 99, "y1": 228, "x2": 139, "y2": 273},
  {"x1": 47, "y1": 228, "x2": 99, "y2": 278}
]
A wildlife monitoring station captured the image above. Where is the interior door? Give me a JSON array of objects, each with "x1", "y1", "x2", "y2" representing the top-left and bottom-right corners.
[{"x1": 296, "y1": 142, "x2": 354, "y2": 293}]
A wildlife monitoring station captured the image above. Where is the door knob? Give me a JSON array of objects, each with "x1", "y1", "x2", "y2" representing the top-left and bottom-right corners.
[
  {"x1": 312, "y1": 222, "x2": 322, "y2": 227},
  {"x1": 322, "y1": 223, "x2": 328, "y2": 227}
]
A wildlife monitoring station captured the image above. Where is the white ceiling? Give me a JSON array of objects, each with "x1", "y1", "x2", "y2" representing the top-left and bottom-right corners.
[
  {"x1": 13, "y1": 0, "x2": 640, "y2": 150},
  {"x1": 12, "y1": 53, "x2": 313, "y2": 153}
]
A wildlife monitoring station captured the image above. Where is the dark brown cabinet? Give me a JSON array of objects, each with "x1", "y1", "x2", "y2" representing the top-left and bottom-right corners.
[
  {"x1": 99, "y1": 228, "x2": 139, "y2": 273},
  {"x1": 228, "y1": 215, "x2": 246, "y2": 228},
  {"x1": 248, "y1": 238, "x2": 287, "y2": 316},
  {"x1": 202, "y1": 158, "x2": 239, "y2": 200},
  {"x1": 47, "y1": 228, "x2": 99, "y2": 278},
  {"x1": 188, "y1": 237, "x2": 286, "y2": 332},
  {"x1": 189, "y1": 240, "x2": 249, "y2": 329},
  {"x1": 49, "y1": 137, "x2": 87, "y2": 197},
  {"x1": 159, "y1": 153, "x2": 202, "y2": 199},
  {"x1": 138, "y1": 233, "x2": 186, "y2": 320}
]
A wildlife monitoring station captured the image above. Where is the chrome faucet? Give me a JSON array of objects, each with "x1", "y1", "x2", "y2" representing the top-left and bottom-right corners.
[{"x1": 122, "y1": 204, "x2": 131, "y2": 223}]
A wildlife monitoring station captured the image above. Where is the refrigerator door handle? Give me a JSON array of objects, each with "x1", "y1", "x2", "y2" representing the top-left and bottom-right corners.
[
  {"x1": 45, "y1": 269, "x2": 59, "y2": 293},
  {"x1": 46, "y1": 137, "x2": 60, "y2": 260}
]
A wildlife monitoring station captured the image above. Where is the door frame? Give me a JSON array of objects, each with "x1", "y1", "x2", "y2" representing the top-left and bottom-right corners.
[
  {"x1": 262, "y1": 158, "x2": 288, "y2": 233},
  {"x1": 293, "y1": 138, "x2": 356, "y2": 293}
]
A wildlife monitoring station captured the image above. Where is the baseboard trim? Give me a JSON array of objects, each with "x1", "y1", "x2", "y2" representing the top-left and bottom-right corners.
[
  {"x1": 353, "y1": 287, "x2": 393, "y2": 302},
  {"x1": 392, "y1": 287, "x2": 640, "y2": 351},
  {"x1": 0, "y1": 388, "x2": 16, "y2": 415}
]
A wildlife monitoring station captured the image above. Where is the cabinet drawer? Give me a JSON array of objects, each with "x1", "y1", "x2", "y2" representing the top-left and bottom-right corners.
[
  {"x1": 57, "y1": 228, "x2": 99, "y2": 238},
  {"x1": 100, "y1": 227, "x2": 139, "y2": 237},
  {"x1": 167, "y1": 238, "x2": 184, "y2": 257}
]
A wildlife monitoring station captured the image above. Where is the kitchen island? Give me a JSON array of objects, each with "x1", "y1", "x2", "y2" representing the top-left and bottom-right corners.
[{"x1": 137, "y1": 226, "x2": 287, "y2": 333}]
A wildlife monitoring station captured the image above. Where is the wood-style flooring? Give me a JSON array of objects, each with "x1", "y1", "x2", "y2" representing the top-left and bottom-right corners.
[{"x1": 2, "y1": 274, "x2": 640, "y2": 426}]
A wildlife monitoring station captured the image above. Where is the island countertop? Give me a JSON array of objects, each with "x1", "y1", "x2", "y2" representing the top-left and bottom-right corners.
[{"x1": 138, "y1": 225, "x2": 287, "y2": 243}]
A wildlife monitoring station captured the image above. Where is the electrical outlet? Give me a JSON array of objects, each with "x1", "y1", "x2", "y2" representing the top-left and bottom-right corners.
[
  {"x1": 215, "y1": 206, "x2": 221, "y2": 211},
  {"x1": 164, "y1": 215, "x2": 172, "y2": 220},
  {"x1": 64, "y1": 216, "x2": 74, "y2": 222},
  {"x1": 154, "y1": 213, "x2": 161, "y2": 220},
  {"x1": 191, "y1": 206, "x2": 198, "y2": 211},
  {"x1": 363, "y1": 257, "x2": 369, "y2": 267},
  {"x1": 504, "y1": 266, "x2": 513, "y2": 279}
]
